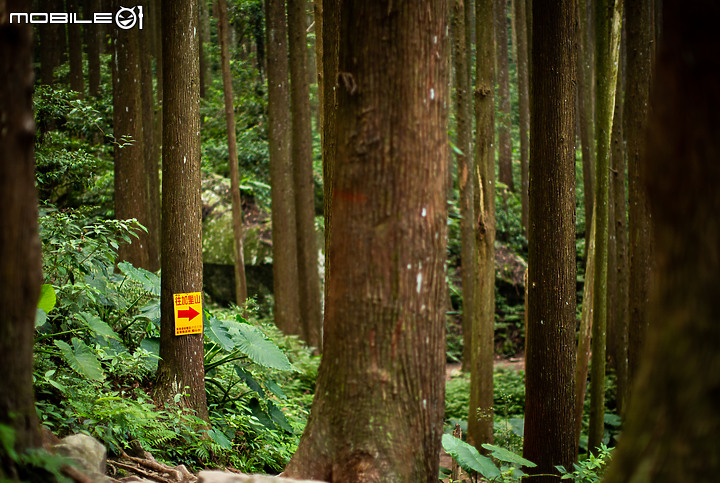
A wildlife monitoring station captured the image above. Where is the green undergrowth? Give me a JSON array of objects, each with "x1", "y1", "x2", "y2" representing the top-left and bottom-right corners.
[{"x1": 33, "y1": 207, "x2": 320, "y2": 473}]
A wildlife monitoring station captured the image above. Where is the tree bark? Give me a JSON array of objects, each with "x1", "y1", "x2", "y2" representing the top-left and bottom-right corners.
[
  {"x1": 112, "y1": 1, "x2": 151, "y2": 270},
  {"x1": 468, "y1": 0, "x2": 495, "y2": 450},
  {"x1": 514, "y1": 0, "x2": 530, "y2": 233},
  {"x1": 140, "y1": 0, "x2": 161, "y2": 272},
  {"x1": 85, "y1": 0, "x2": 101, "y2": 97},
  {"x1": 265, "y1": 0, "x2": 301, "y2": 336},
  {"x1": 588, "y1": 0, "x2": 622, "y2": 454},
  {"x1": 218, "y1": 0, "x2": 249, "y2": 309},
  {"x1": 0, "y1": 5, "x2": 43, "y2": 470},
  {"x1": 154, "y1": 0, "x2": 208, "y2": 422},
  {"x1": 453, "y1": 0, "x2": 474, "y2": 373},
  {"x1": 288, "y1": 0, "x2": 323, "y2": 350},
  {"x1": 282, "y1": 1, "x2": 449, "y2": 480},
  {"x1": 67, "y1": 0, "x2": 85, "y2": 98},
  {"x1": 625, "y1": 0, "x2": 654, "y2": 391},
  {"x1": 578, "y1": 0, "x2": 596, "y2": 253},
  {"x1": 495, "y1": 0, "x2": 513, "y2": 192},
  {"x1": 603, "y1": 2, "x2": 720, "y2": 480},
  {"x1": 608, "y1": 35, "x2": 628, "y2": 414},
  {"x1": 522, "y1": 0, "x2": 577, "y2": 478}
]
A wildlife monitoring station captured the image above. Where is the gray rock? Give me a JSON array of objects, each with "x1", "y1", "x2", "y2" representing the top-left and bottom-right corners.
[
  {"x1": 54, "y1": 433, "x2": 107, "y2": 475},
  {"x1": 197, "y1": 470, "x2": 326, "y2": 483}
]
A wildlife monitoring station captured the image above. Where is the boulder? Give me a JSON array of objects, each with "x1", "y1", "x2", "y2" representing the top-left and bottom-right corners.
[
  {"x1": 197, "y1": 470, "x2": 326, "y2": 483},
  {"x1": 54, "y1": 433, "x2": 111, "y2": 481}
]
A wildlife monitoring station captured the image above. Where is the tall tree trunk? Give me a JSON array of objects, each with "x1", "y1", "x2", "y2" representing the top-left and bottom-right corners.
[
  {"x1": 495, "y1": 0, "x2": 513, "y2": 192},
  {"x1": 468, "y1": 0, "x2": 495, "y2": 450},
  {"x1": 85, "y1": 0, "x2": 101, "y2": 97},
  {"x1": 38, "y1": 0, "x2": 62, "y2": 86},
  {"x1": 112, "y1": 1, "x2": 151, "y2": 270},
  {"x1": 578, "y1": 0, "x2": 596, "y2": 253},
  {"x1": 522, "y1": 0, "x2": 577, "y2": 478},
  {"x1": 154, "y1": 0, "x2": 208, "y2": 422},
  {"x1": 198, "y1": 0, "x2": 209, "y2": 99},
  {"x1": 218, "y1": 0, "x2": 249, "y2": 309},
  {"x1": 603, "y1": 2, "x2": 720, "y2": 479},
  {"x1": 141, "y1": 0, "x2": 161, "y2": 272},
  {"x1": 288, "y1": 0, "x2": 323, "y2": 350},
  {"x1": 266, "y1": 0, "x2": 301, "y2": 335},
  {"x1": 574, "y1": 211, "x2": 596, "y2": 454},
  {"x1": 588, "y1": 0, "x2": 622, "y2": 454},
  {"x1": 514, "y1": 0, "x2": 530, "y2": 234},
  {"x1": 625, "y1": 0, "x2": 654, "y2": 392},
  {"x1": 453, "y1": 0, "x2": 475, "y2": 373},
  {"x1": 67, "y1": 0, "x2": 85, "y2": 98},
  {"x1": 608, "y1": 35, "x2": 628, "y2": 414},
  {"x1": 283, "y1": 1, "x2": 449, "y2": 480},
  {"x1": 0, "y1": 6, "x2": 43, "y2": 472}
]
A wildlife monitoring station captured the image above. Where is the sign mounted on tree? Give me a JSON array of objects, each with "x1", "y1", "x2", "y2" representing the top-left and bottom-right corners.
[{"x1": 173, "y1": 292, "x2": 203, "y2": 336}]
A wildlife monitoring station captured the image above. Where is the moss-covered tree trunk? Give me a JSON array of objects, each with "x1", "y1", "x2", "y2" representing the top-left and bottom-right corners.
[
  {"x1": 282, "y1": 1, "x2": 449, "y2": 480},
  {"x1": 453, "y1": 0, "x2": 475, "y2": 373},
  {"x1": 603, "y1": 2, "x2": 720, "y2": 479},
  {"x1": 625, "y1": 0, "x2": 654, "y2": 391},
  {"x1": 588, "y1": 0, "x2": 622, "y2": 454},
  {"x1": 0, "y1": 6, "x2": 43, "y2": 473},
  {"x1": 578, "y1": 0, "x2": 596, "y2": 252},
  {"x1": 288, "y1": 0, "x2": 322, "y2": 350},
  {"x1": 265, "y1": 0, "x2": 301, "y2": 335},
  {"x1": 496, "y1": 0, "x2": 513, "y2": 192},
  {"x1": 522, "y1": 0, "x2": 577, "y2": 478},
  {"x1": 468, "y1": 0, "x2": 496, "y2": 450},
  {"x1": 218, "y1": 0, "x2": 249, "y2": 308},
  {"x1": 514, "y1": 0, "x2": 530, "y2": 233},
  {"x1": 154, "y1": 0, "x2": 208, "y2": 422}
]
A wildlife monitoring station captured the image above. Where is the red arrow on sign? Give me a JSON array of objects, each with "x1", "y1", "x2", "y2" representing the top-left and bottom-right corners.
[{"x1": 178, "y1": 306, "x2": 200, "y2": 321}]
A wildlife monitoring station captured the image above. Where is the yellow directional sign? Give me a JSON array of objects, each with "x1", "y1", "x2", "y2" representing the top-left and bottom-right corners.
[{"x1": 174, "y1": 292, "x2": 203, "y2": 336}]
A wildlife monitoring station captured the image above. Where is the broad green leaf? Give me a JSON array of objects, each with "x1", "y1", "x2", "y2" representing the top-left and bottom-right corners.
[
  {"x1": 37, "y1": 284, "x2": 57, "y2": 313},
  {"x1": 206, "y1": 317, "x2": 236, "y2": 352},
  {"x1": 205, "y1": 428, "x2": 232, "y2": 450},
  {"x1": 36, "y1": 308, "x2": 48, "y2": 328},
  {"x1": 140, "y1": 338, "x2": 160, "y2": 372},
  {"x1": 267, "y1": 401, "x2": 292, "y2": 432},
  {"x1": 118, "y1": 261, "x2": 160, "y2": 296},
  {"x1": 78, "y1": 312, "x2": 119, "y2": 340},
  {"x1": 234, "y1": 366, "x2": 265, "y2": 397},
  {"x1": 482, "y1": 443, "x2": 537, "y2": 467},
  {"x1": 232, "y1": 323, "x2": 294, "y2": 372},
  {"x1": 442, "y1": 433, "x2": 500, "y2": 479},
  {"x1": 55, "y1": 338, "x2": 105, "y2": 381}
]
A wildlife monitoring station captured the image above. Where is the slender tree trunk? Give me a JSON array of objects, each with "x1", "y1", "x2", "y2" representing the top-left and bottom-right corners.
[
  {"x1": 608, "y1": 35, "x2": 628, "y2": 414},
  {"x1": 588, "y1": 0, "x2": 622, "y2": 455},
  {"x1": 283, "y1": 1, "x2": 449, "y2": 480},
  {"x1": 578, "y1": 0, "x2": 596, "y2": 252},
  {"x1": 112, "y1": 1, "x2": 151, "y2": 270},
  {"x1": 495, "y1": 0, "x2": 513, "y2": 192},
  {"x1": 604, "y1": 3, "x2": 720, "y2": 479},
  {"x1": 514, "y1": 0, "x2": 530, "y2": 234},
  {"x1": 67, "y1": 0, "x2": 85, "y2": 98},
  {"x1": 140, "y1": 0, "x2": 160, "y2": 272},
  {"x1": 0, "y1": 7, "x2": 43, "y2": 472},
  {"x1": 198, "y1": 0, "x2": 209, "y2": 99},
  {"x1": 266, "y1": 0, "x2": 301, "y2": 335},
  {"x1": 218, "y1": 0, "x2": 249, "y2": 309},
  {"x1": 288, "y1": 0, "x2": 323, "y2": 350},
  {"x1": 154, "y1": 0, "x2": 208, "y2": 422},
  {"x1": 574, "y1": 211, "x2": 596, "y2": 454},
  {"x1": 468, "y1": 0, "x2": 495, "y2": 450},
  {"x1": 85, "y1": 0, "x2": 101, "y2": 97},
  {"x1": 523, "y1": 0, "x2": 577, "y2": 478},
  {"x1": 625, "y1": 0, "x2": 654, "y2": 391},
  {"x1": 453, "y1": 0, "x2": 475, "y2": 373}
]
